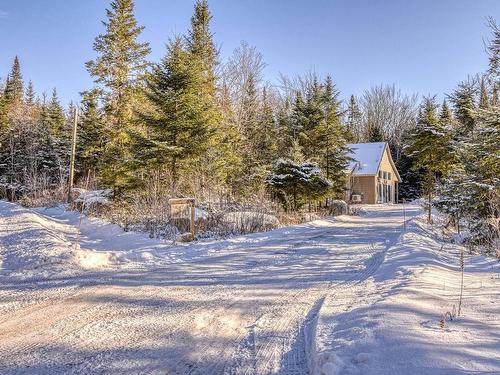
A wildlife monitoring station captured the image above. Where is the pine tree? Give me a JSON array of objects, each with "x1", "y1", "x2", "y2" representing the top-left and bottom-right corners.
[
  {"x1": 290, "y1": 92, "x2": 307, "y2": 142},
  {"x1": 479, "y1": 76, "x2": 490, "y2": 109},
  {"x1": 216, "y1": 81, "x2": 244, "y2": 196},
  {"x1": 256, "y1": 87, "x2": 278, "y2": 167},
  {"x1": 300, "y1": 76, "x2": 324, "y2": 160},
  {"x1": 187, "y1": 0, "x2": 218, "y2": 89},
  {"x1": 185, "y1": 0, "x2": 231, "y2": 198},
  {"x1": 86, "y1": 0, "x2": 151, "y2": 191},
  {"x1": 239, "y1": 73, "x2": 261, "y2": 190},
  {"x1": 25, "y1": 81, "x2": 35, "y2": 107},
  {"x1": 4, "y1": 56, "x2": 24, "y2": 105},
  {"x1": 345, "y1": 95, "x2": 362, "y2": 142},
  {"x1": 368, "y1": 125, "x2": 384, "y2": 142},
  {"x1": 134, "y1": 37, "x2": 211, "y2": 194},
  {"x1": 266, "y1": 159, "x2": 332, "y2": 211},
  {"x1": 406, "y1": 97, "x2": 455, "y2": 222},
  {"x1": 449, "y1": 78, "x2": 477, "y2": 135},
  {"x1": 439, "y1": 99, "x2": 452, "y2": 123},
  {"x1": 320, "y1": 76, "x2": 349, "y2": 198},
  {"x1": 486, "y1": 17, "x2": 500, "y2": 83},
  {"x1": 77, "y1": 90, "x2": 105, "y2": 180}
]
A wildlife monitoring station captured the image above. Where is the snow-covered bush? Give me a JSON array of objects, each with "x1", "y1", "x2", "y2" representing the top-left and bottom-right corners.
[
  {"x1": 328, "y1": 200, "x2": 348, "y2": 216},
  {"x1": 222, "y1": 211, "x2": 279, "y2": 234},
  {"x1": 73, "y1": 188, "x2": 112, "y2": 211},
  {"x1": 266, "y1": 159, "x2": 332, "y2": 212}
]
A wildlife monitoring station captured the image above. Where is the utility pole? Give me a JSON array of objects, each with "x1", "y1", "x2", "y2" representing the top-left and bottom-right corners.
[{"x1": 67, "y1": 106, "x2": 78, "y2": 203}]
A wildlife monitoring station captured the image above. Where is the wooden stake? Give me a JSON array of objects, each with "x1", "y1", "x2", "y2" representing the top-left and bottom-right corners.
[
  {"x1": 67, "y1": 106, "x2": 78, "y2": 203},
  {"x1": 190, "y1": 200, "x2": 196, "y2": 240}
]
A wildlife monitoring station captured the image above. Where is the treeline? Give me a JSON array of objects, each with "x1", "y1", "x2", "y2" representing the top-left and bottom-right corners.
[
  {"x1": 0, "y1": 0, "x2": 498, "y2": 248},
  {"x1": 406, "y1": 17, "x2": 500, "y2": 249}
]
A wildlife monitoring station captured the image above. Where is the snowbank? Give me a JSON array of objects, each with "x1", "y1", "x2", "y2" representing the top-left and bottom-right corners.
[
  {"x1": 314, "y1": 214, "x2": 500, "y2": 375},
  {"x1": 222, "y1": 211, "x2": 280, "y2": 233},
  {"x1": 0, "y1": 201, "x2": 132, "y2": 279}
]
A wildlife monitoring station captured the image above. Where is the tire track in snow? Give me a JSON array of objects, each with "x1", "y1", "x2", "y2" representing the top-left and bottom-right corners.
[{"x1": 224, "y1": 242, "x2": 388, "y2": 375}]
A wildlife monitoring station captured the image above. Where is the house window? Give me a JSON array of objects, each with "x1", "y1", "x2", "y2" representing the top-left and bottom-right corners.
[
  {"x1": 378, "y1": 171, "x2": 382, "y2": 179},
  {"x1": 383, "y1": 171, "x2": 388, "y2": 180},
  {"x1": 388, "y1": 172, "x2": 391, "y2": 180}
]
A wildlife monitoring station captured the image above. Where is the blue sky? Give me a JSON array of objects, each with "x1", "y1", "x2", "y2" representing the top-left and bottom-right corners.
[{"x1": 0, "y1": 0, "x2": 499, "y2": 105}]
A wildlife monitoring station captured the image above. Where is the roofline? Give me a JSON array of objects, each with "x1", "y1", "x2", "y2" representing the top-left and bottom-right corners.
[{"x1": 375, "y1": 143, "x2": 401, "y2": 182}]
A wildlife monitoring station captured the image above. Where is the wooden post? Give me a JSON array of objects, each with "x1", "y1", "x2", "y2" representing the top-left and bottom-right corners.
[
  {"x1": 169, "y1": 198, "x2": 196, "y2": 241},
  {"x1": 67, "y1": 106, "x2": 78, "y2": 203},
  {"x1": 190, "y1": 200, "x2": 195, "y2": 240}
]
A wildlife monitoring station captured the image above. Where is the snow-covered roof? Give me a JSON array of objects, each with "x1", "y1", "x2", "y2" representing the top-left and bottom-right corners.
[{"x1": 346, "y1": 142, "x2": 401, "y2": 181}]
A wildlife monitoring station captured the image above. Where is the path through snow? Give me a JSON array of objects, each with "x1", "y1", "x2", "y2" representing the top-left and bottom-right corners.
[{"x1": 0, "y1": 201, "x2": 498, "y2": 374}]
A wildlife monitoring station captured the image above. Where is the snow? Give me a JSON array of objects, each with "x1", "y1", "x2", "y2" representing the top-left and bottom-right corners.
[
  {"x1": 0, "y1": 200, "x2": 498, "y2": 374},
  {"x1": 73, "y1": 188, "x2": 112, "y2": 206},
  {"x1": 346, "y1": 142, "x2": 386, "y2": 176},
  {"x1": 315, "y1": 213, "x2": 500, "y2": 375}
]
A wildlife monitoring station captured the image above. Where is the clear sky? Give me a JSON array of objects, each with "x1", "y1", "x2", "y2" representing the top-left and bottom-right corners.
[{"x1": 1, "y1": 0, "x2": 499, "y2": 105}]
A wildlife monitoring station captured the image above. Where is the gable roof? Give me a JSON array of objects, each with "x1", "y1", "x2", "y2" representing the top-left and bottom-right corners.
[{"x1": 346, "y1": 142, "x2": 401, "y2": 181}]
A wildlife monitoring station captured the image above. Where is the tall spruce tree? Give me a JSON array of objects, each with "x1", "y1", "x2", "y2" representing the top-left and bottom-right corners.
[
  {"x1": 449, "y1": 78, "x2": 477, "y2": 135},
  {"x1": 406, "y1": 97, "x2": 455, "y2": 222},
  {"x1": 134, "y1": 37, "x2": 211, "y2": 194},
  {"x1": 4, "y1": 56, "x2": 24, "y2": 105},
  {"x1": 77, "y1": 90, "x2": 105, "y2": 180},
  {"x1": 320, "y1": 76, "x2": 350, "y2": 198},
  {"x1": 185, "y1": 0, "x2": 232, "y2": 197},
  {"x1": 345, "y1": 95, "x2": 362, "y2": 142},
  {"x1": 479, "y1": 76, "x2": 490, "y2": 109},
  {"x1": 86, "y1": 0, "x2": 150, "y2": 192}
]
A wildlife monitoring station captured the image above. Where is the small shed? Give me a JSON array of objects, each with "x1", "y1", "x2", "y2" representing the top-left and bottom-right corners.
[{"x1": 345, "y1": 142, "x2": 401, "y2": 204}]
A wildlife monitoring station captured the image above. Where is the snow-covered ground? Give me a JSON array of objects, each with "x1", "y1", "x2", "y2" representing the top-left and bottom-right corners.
[{"x1": 0, "y1": 201, "x2": 498, "y2": 374}]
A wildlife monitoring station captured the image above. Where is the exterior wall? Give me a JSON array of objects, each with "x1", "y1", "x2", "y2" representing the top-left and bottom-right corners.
[
  {"x1": 348, "y1": 175, "x2": 376, "y2": 204},
  {"x1": 376, "y1": 147, "x2": 400, "y2": 203},
  {"x1": 346, "y1": 145, "x2": 401, "y2": 204}
]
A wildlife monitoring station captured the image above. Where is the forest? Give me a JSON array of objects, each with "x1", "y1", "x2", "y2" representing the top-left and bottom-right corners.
[{"x1": 0, "y1": 0, "x2": 498, "y2": 250}]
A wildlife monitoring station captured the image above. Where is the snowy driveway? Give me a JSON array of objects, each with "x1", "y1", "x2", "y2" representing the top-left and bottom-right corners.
[{"x1": 0, "y1": 203, "x2": 418, "y2": 374}]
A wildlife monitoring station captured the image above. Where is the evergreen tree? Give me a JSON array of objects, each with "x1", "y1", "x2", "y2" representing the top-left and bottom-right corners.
[
  {"x1": 25, "y1": 81, "x2": 35, "y2": 107},
  {"x1": 4, "y1": 56, "x2": 24, "y2": 105},
  {"x1": 185, "y1": 0, "x2": 232, "y2": 197},
  {"x1": 77, "y1": 90, "x2": 105, "y2": 180},
  {"x1": 320, "y1": 76, "x2": 350, "y2": 198},
  {"x1": 479, "y1": 76, "x2": 490, "y2": 109},
  {"x1": 266, "y1": 159, "x2": 332, "y2": 211},
  {"x1": 134, "y1": 37, "x2": 211, "y2": 194},
  {"x1": 256, "y1": 87, "x2": 278, "y2": 167},
  {"x1": 216, "y1": 81, "x2": 244, "y2": 196},
  {"x1": 449, "y1": 78, "x2": 477, "y2": 135},
  {"x1": 345, "y1": 95, "x2": 362, "y2": 142},
  {"x1": 239, "y1": 73, "x2": 261, "y2": 190},
  {"x1": 290, "y1": 91, "x2": 307, "y2": 142},
  {"x1": 439, "y1": 99, "x2": 452, "y2": 123},
  {"x1": 486, "y1": 17, "x2": 500, "y2": 83},
  {"x1": 406, "y1": 97, "x2": 455, "y2": 222},
  {"x1": 86, "y1": 0, "x2": 151, "y2": 191},
  {"x1": 368, "y1": 125, "x2": 384, "y2": 142},
  {"x1": 187, "y1": 0, "x2": 218, "y2": 87}
]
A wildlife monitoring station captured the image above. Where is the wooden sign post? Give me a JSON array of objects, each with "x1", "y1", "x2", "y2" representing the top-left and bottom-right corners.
[{"x1": 169, "y1": 198, "x2": 196, "y2": 240}]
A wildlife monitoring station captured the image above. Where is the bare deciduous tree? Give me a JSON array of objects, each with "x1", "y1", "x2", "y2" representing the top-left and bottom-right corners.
[{"x1": 359, "y1": 84, "x2": 418, "y2": 160}]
